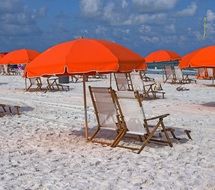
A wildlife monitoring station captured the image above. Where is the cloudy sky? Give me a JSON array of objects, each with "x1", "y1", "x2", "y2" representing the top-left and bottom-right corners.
[{"x1": 0, "y1": 0, "x2": 215, "y2": 56}]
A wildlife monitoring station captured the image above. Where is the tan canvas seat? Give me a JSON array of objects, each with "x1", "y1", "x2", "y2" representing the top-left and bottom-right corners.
[
  {"x1": 174, "y1": 66, "x2": 196, "y2": 84},
  {"x1": 114, "y1": 73, "x2": 134, "y2": 91},
  {"x1": 88, "y1": 86, "x2": 126, "y2": 146},
  {"x1": 114, "y1": 90, "x2": 172, "y2": 153},
  {"x1": 131, "y1": 72, "x2": 165, "y2": 99}
]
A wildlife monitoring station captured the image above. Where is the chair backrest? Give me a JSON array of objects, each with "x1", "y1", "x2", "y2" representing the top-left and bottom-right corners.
[
  {"x1": 131, "y1": 71, "x2": 156, "y2": 91},
  {"x1": 197, "y1": 68, "x2": 207, "y2": 79},
  {"x1": 130, "y1": 72, "x2": 143, "y2": 91},
  {"x1": 163, "y1": 65, "x2": 174, "y2": 82},
  {"x1": 89, "y1": 86, "x2": 121, "y2": 130},
  {"x1": 174, "y1": 66, "x2": 183, "y2": 80},
  {"x1": 114, "y1": 73, "x2": 134, "y2": 91},
  {"x1": 115, "y1": 91, "x2": 146, "y2": 135},
  {"x1": 207, "y1": 68, "x2": 215, "y2": 78}
]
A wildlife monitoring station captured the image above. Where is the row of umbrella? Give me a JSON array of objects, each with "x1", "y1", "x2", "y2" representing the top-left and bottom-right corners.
[{"x1": 144, "y1": 47, "x2": 215, "y2": 68}]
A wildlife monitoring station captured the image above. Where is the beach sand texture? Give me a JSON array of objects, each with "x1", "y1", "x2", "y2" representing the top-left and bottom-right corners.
[{"x1": 0, "y1": 74, "x2": 215, "y2": 190}]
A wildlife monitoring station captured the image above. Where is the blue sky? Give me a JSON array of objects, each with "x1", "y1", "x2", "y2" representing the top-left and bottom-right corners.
[{"x1": 0, "y1": 0, "x2": 215, "y2": 56}]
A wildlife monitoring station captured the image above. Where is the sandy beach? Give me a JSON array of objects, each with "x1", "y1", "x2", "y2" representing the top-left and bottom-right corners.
[{"x1": 0, "y1": 74, "x2": 215, "y2": 190}]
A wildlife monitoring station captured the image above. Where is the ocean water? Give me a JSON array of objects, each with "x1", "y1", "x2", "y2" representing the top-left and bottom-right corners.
[{"x1": 147, "y1": 62, "x2": 197, "y2": 76}]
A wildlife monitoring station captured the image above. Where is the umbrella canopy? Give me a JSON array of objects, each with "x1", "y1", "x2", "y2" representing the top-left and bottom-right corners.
[
  {"x1": 25, "y1": 38, "x2": 146, "y2": 77},
  {"x1": 145, "y1": 49, "x2": 181, "y2": 63},
  {"x1": 179, "y1": 46, "x2": 215, "y2": 69},
  {"x1": 0, "y1": 49, "x2": 39, "y2": 65}
]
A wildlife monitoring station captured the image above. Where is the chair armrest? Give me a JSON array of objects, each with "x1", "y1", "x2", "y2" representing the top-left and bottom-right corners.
[
  {"x1": 144, "y1": 83, "x2": 155, "y2": 87},
  {"x1": 144, "y1": 113, "x2": 170, "y2": 121}
]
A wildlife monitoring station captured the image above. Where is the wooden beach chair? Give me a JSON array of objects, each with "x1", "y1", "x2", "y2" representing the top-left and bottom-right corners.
[
  {"x1": 163, "y1": 65, "x2": 175, "y2": 83},
  {"x1": 113, "y1": 90, "x2": 173, "y2": 153},
  {"x1": 131, "y1": 72, "x2": 165, "y2": 99},
  {"x1": 174, "y1": 66, "x2": 196, "y2": 84},
  {"x1": 88, "y1": 86, "x2": 127, "y2": 146},
  {"x1": 46, "y1": 76, "x2": 70, "y2": 92},
  {"x1": 0, "y1": 104, "x2": 20, "y2": 115},
  {"x1": 114, "y1": 73, "x2": 134, "y2": 91},
  {"x1": 139, "y1": 70, "x2": 155, "y2": 82},
  {"x1": 26, "y1": 77, "x2": 43, "y2": 91}
]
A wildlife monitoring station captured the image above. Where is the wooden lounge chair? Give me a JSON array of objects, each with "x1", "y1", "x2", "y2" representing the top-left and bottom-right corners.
[
  {"x1": 131, "y1": 72, "x2": 165, "y2": 99},
  {"x1": 46, "y1": 76, "x2": 70, "y2": 92},
  {"x1": 88, "y1": 86, "x2": 127, "y2": 146},
  {"x1": 26, "y1": 77, "x2": 43, "y2": 91},
  {"x1": 0, "y1": 104, "x2": 20, "y2": 115},
  {"x1": 163, "y1": 65, "x2": 174, "y2": 83},
  {"x1": 114, "y1": 73, "x2": 134, "y2": 91},
  {"x1": 112, "y1": 90, "x2": 173, "y2": 153},
  {"x1": 139, "y1": 70, "x2": 155, "y2": 82},
  {"x1": 174, "y1": 66, "x2": 196, "y2": 84}
]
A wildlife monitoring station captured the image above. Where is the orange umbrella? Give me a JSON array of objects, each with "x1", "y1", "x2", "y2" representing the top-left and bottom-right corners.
[
  {"x1": 0, "y1": 49, "x2": 39, "y2": 65},
  {"x1": 25, "y1": 38, "x2": 146, "y2": 77},
  {"x1": 25, "y1": 38, "x2": 146, "y2": 138},
  {"x1": 145, "y1": 49, "x2": 181, "y2": 63},
  {"x1": 179, "y1": 46, "x2": 215, "y2": 69}
]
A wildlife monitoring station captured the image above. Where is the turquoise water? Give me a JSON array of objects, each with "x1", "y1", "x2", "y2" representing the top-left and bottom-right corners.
[{"x1": 146, "y1": 61, "x2": 196, "y2": 76}]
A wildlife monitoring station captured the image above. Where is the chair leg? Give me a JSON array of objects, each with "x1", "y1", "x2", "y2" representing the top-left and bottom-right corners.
[
  {"x1": 0, "y1": 104, "x2": 7, "y2": 112},
  {"x1": 111, "y1": 129, "x2": 126, "y2": 147},
  {"x1": 160, "y1": 121, "x2": 173, "y2": 147},
  {"x1": 137, "y1": 121, "x2": 161, "y2": 154},
  {"x1": 89, "y1": 127, "x2": 100, "y2": 141},
  {"x1": 184, "y1": 130, "x2": 192, "y2": 140}
]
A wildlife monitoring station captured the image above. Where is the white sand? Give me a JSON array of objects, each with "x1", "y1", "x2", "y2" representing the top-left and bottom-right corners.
[{"x1": 0, "y1": 74, "x2": 215, "y2": 190}]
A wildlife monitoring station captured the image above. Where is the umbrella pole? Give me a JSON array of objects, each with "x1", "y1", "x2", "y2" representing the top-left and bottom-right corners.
[
  {"x1": 83, "y1": 74, "x2": 88, "y2": 139},
  {"x1": 25, "y1": 78, "x2": 27, "y2": 91},
  {"x1": 110, "y1": 73, "x2": 112, "y2": 87}
]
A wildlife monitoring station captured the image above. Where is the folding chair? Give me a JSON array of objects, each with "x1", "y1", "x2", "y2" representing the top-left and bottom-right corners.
[
  {"x1": 46, "y1": 77, "x2": 70, "y2": 92},
  {"x1": 139, "y1": 70, "x2": 155, "y2": 82},
  {"x1": 163, "y1": 65, "x2": 175, "y2": 83},
  {"x1": 131, "y1": 72, "x2": 165, "y2": 99},
  {"x1": 0, "y1": 104, "x2": 20, "y2": 115},
  {"x1": 26, "y1": 77, "x2": 43, "y2": 91},
  {"x1": 114, "y1": 73, "x2": 134, "y2": 91},
  {"x1": 207, "y1": 68, "x2": 215, "y2": 84},
  {"x1": 113, "y1": 90, "x2": 173, "y2": 153},
  {"x1": 174, "y1": 66, "x2": 196, "y2": 84},
  {"x1": 88, "y1": 86, "x2": 127, "y2": 146}
]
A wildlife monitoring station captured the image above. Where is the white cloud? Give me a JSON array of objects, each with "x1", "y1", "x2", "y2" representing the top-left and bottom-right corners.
[
  {"x1": 132, "y1": 0, "x2": 178, "y2": 12},
  {"x1": 123, "y1": 13, "x2": 167, "y2": 25},
  {"x1": 140, "y1": 35, "x2": 160, "y2": 43},
  {"x1": 122, "y1": 0, "x2": 128, "y2": 8},
  {"x1": 80, "y1": 0, "x2": 102, "y2": 17},
  {"x1": 164, "y1": 24, "x2": 175, "y2": 33},
  {"x1": 207, "y1": 9, "x2": 215, "y2": 22},
  {"x1": 176, "y1": 2, "x2": 197, "y2": 17}
]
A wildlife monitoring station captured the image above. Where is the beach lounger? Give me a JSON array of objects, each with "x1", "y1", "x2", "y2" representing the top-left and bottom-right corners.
[
  {"x1": 174, "y1": 66, "x2": 196, "y2": 84},
  {"x1": 113, "y1": 90, "x2": 173, "y2": 153},
  {"x1": 26, "y1": 77, "x2": 43, "y2": 91},
  {"x1": 46, "y1": 76, "x2": 70, "y2": 92},
  {"x1": 0, "y1": 104, "x2": 20, "y2": 115},
  {"x1": 131, "y1": 72, "x2": 165, "y2": 99},
  {"x1": 88, "y1": 86, "x2": 126, "y2": 146},
  {"x1": 114, "y1": 73, "x2": 134, "y2": 91},
  {"x1": 139, "y1": 70, "x2": 155, "y2": 82}
]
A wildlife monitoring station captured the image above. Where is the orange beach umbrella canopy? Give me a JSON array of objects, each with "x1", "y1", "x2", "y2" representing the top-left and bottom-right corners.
[
  {"x1": 0, "y1": 49, "x2": 40, "y2": 65},
  {"x1": 179, "y1": 45, "x2": 215, "y2": 69},
  {"x1": 25, "y1": 38, "x2": 146, "y2": 77},
  {"x1": 145, "y1": 49, "x2": 181, "y2": 63}
]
